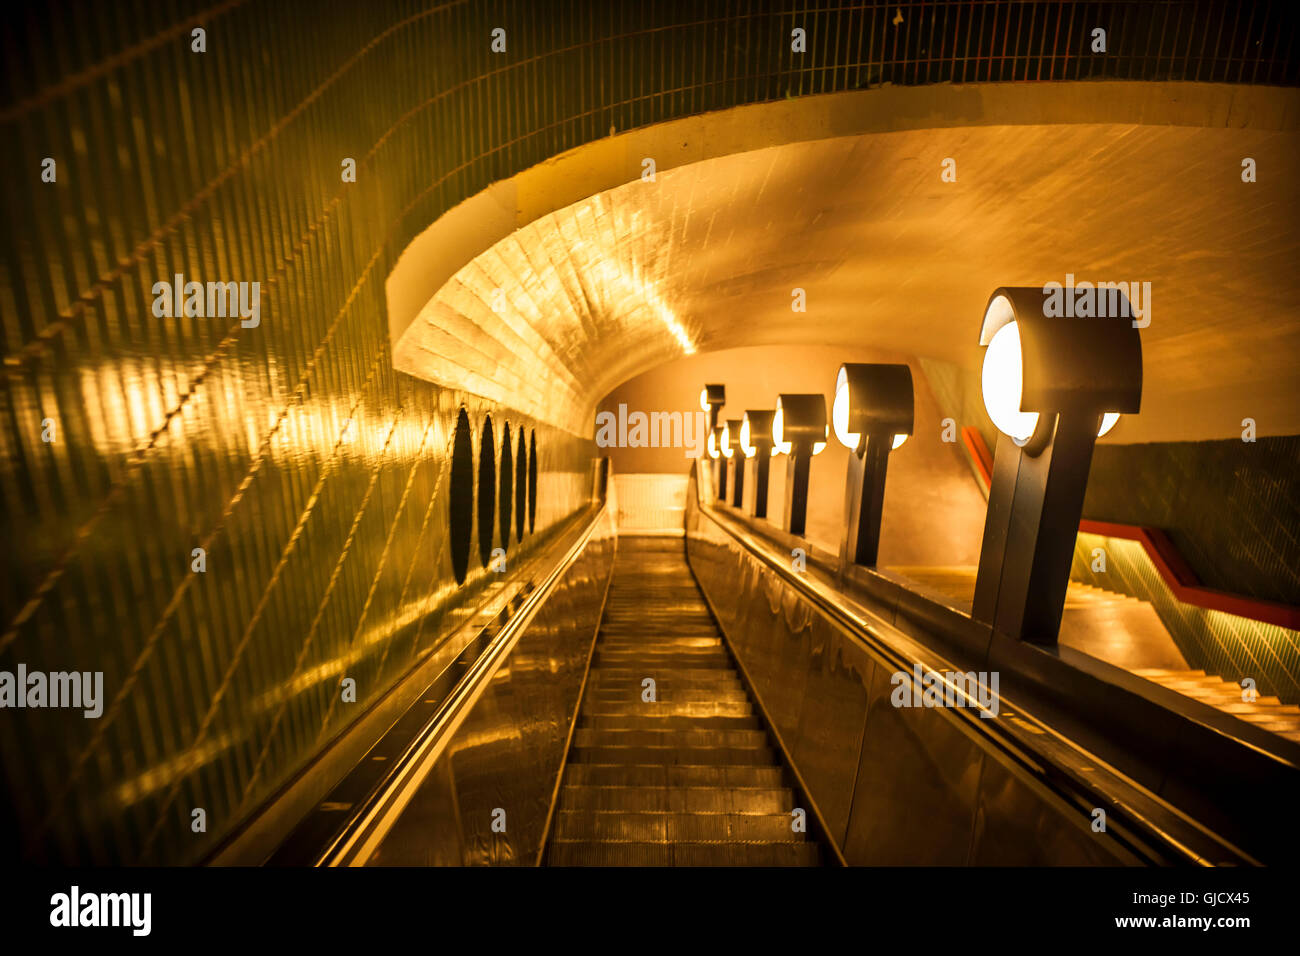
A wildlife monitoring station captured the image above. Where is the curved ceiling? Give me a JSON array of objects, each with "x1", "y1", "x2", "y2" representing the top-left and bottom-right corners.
[{"x1": 390, "y1": 83, "x2": 1300, "y2": 441}]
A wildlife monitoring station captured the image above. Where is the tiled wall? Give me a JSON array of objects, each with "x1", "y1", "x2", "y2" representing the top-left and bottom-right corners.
[{"x1": 1, "y1": 0, "x2": 1292, "y2": 864}]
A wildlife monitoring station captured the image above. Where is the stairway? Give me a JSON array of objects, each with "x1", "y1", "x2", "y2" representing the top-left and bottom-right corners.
[
  {"x1": 1133, "y1": 668, "x2": 1300, "y2": 744},
  {"x1": 545, "y1": 536, "x2": 819, "y2": 866}
]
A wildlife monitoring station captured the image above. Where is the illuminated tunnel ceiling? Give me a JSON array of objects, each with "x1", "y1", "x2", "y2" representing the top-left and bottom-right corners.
[{"x1": 393, "y1": 88, "x2": 1300, "y2": 443}]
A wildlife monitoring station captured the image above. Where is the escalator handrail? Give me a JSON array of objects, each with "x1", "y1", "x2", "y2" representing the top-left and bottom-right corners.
[{"x1": 315, "y1": 499, "x2": 612, "y2": 866}]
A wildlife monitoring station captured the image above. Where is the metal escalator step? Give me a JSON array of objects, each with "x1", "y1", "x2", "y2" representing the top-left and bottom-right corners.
[
  {"x1": 585, "y1": 689, "x2": 752, "y2": 705},
  {"x1": 589, "y1": 666, "x2": 741, "y2": 679},
  {"x1": 580, "y1": 714, "x2": 760, "y2": 731},
  {"x1": 595, "y1": 646, "x2": 729, "y2": 658},
  {"x1": 557, "y1": 786, "x2": 794, "y2": 813},
  {"x1": 569, "y1": 744, "x2": 776, "y2": 765},
  {"x1": 552, "y1": 810, "x2": 804, "y2": 843},
  {"x1": 582, "y1": 701, "x2": 755, "y2": 718},
  {"x1": 589, "y1": 665, "x2": 739, "y2": 678},
  {"x1": 592, "y1": 657, "x2": 733, "y2": 671},
  {"x1": 597, "y1": 636, "x2": 722, "y2": 649},
  {"x1": 562, "y1": 763, "x2": 788, "y2": 788},
  {"x1": 572, "y1": 728, "x2": 770, "y2": 749},
  {"x1": 547, "y1": 841, "x2": 819, "y2": 867}
]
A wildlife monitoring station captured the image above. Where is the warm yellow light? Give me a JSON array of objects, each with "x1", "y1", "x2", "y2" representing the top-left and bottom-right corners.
[
  {"x1": 772, "y1": 406, "x2": 791, "y2": 455},
  {"x1": 981, "y1": 321, "x2": 1039, "y2": 443},
  {"x1": 892, "y1": 433, "x2": 908, "y2": 450},
  {"x1": 699, "y1": 387, "x2": 709, "y2": 412},
  {"x1": 721, "y1": 422, "x2": 734, "y2": 458},
  {"x1": 812, "y1": 424, "x2": 828, "y2": 456},
  {"x1": 740, "y1": 417, "x2": 755, "y2": 458},
  {"x1": 707, "y1": 431, "x2": 719, "y2": 459},
  {"x1": 983, "y1": 319, "x2": 1123, "y2": 444},
  {"x1": 833, "y1": 367, "x2": 858, "y2": 449}
]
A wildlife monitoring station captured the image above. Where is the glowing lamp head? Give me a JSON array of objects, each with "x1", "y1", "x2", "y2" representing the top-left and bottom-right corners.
[
  {"x1": 833, "y1": 363, "x2": 915, "y2": 454},
  {"x1": 977, "y1": 289, "x2": 1142, "y2": 454},
  {"x1": 981, "y1": 320, "x2": 1040, "y2": 444},
  {"x1": 707, "y1": 427, "x2": 721, "y2": 459},
  {"x1": 739, "y1": 410, "x2": 778, "y2": 459},
  {"x1": 722, "y1": 419, "x2": 743, "y2": 459},
  {"x1": 772, "y1": 405, "x2": 789, "y2": 455},
  {"x1": 774, "y1": 393, "x2": 828, "y2": 457}
]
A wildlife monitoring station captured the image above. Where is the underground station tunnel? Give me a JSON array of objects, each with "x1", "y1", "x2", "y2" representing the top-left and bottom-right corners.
[{"x1": 1, "y1": 0, "x2": 1299, "y2": 935}]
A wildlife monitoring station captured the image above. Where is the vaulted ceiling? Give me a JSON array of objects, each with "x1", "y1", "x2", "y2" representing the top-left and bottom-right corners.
[{"x1": 389, "y1": 84, "x2": 1300, "y2": 442}]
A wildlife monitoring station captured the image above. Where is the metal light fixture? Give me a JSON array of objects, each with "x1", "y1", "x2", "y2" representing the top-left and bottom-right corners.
[
  {"x1": 833, "y1": 364, "x2": 914, "y2": 568},
  {"x1": 709, "y1": 424, "x2": 728, "y2": 499},
  {"x1": 740, "y1": 410, "x2": 777, "y2": 518},
  {"x1": 773, "y1": 393, "x2": 827, "y2": 536},
  {"x1": 700, "y1": 383, "x2": 726, "y2": 431},
  {"x1": 722, "y1": 418, "x2": 744, "y2": 506},
  {"x1": 972, "y1": 286, "x2": 1142, "y2": 644}
]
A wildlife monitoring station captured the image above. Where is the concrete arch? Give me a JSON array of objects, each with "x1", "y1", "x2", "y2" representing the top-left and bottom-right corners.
[{"x1": 387, "y1": 81, "x2": 1300, "y2": 440}]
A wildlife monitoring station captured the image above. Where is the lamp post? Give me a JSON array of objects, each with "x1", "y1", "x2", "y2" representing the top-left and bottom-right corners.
[
  {"x1": 832, "y1": 364, "x2": 914, "y2": 568},
  {"x1": 722, "y1": 418, "x2": 744, "y2": 506},
  {"x1": 700, "y1": 384, "x2": 726, "y2": 431},
  {"x1": 971, "y1": 286, "x2": 1142, "y2": 644},
  {"x1": 773, "y1": 394, "x2": 828, "y2": 537},
  {"x1": 708, "y1": 425, "x2": 727, "y2": 501},
  {"x1": 740, "y1": 410, "x2": 777, "y2": 518}
]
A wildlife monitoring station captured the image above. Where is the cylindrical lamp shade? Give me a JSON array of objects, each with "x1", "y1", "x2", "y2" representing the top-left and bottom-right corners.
[
  {"x1": 979, "y1": 287, "x2": 1142, "y2": 454},
  {"x1": 699, "y1": 383, "x2": 726, "y2": 411},
  {"x1": 773, "y1": 393, "x2": 828, "y2": 455},
  {"x1": 721, "y1": 419, "x2": 743, "y2": 459},
  {"x1": 832, "y1": 364, "x2": 915, "y2": 453},
  {"x1": 740, "y1": 410, "x2": 777, "y2": 458}
]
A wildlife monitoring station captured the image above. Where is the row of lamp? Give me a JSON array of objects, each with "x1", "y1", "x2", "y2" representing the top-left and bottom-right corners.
[{"x1": 698, "y1": 286, "x2": 1143, "y2": 647}]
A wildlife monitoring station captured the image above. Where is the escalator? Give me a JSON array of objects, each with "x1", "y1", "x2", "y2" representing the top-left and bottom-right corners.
[
  {"x1": 262, "y1": 495, "x2": 1283, "y2": 867},
  {"x1": 544, "y1": 536, "x2": 820, "y2": 866}
]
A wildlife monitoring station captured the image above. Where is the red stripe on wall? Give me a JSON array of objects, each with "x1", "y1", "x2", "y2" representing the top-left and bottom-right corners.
[{"x1": 960, "y1": 427, "x2": 1300, "y2": 631}]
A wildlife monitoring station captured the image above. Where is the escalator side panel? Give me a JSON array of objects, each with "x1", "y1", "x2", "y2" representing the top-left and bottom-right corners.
[
  {"x1": 363, "y1": 514, "x2": 616, "y2": 865},
  {"x1": 686, "y1": 504, "x2": 1143, "y2": 866}
]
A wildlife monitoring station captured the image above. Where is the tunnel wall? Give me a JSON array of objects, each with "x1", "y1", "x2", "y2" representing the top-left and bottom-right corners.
[{"x1": 1, "y1": 0, "x2": 1294, "y2": 865}]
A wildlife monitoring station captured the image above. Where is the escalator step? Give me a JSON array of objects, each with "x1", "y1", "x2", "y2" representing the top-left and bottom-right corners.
[
  {"x1": 562, "y1": 764, "x2": 788, "y2": 788},
  {"x1": 552, "y1": 810, "x2": 805, "y2": 842},
  {"x1": 559, "y1": 785, "x2": 794, "y2": 813},
  {"x1": 546, "y1": 539, "x2": 819, "y2": 867},
  {"x1": 546, "y1": 841, "x2": 820, "y2": 867}
]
